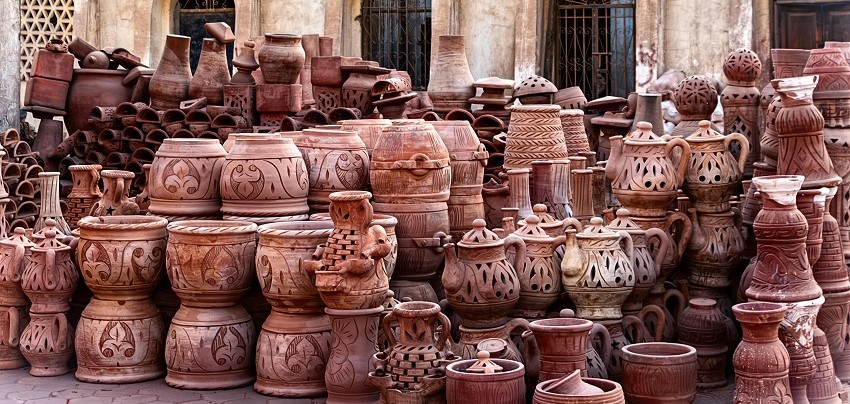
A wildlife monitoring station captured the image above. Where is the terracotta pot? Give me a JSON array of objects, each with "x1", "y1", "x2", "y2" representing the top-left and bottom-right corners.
[
  {"x1": 683, "y1": 121, "x2": 747, "y2": 213},
  {"x1": 798, "y1": 188, "x2": 828, "y2": 267},
  {"x1": 528, "y1": 317, "x2": 593, "y2": 382},
  {"x1": 510, "y1": 215, "x2": 566, "y2": 318},
  {"x1": 310, "y1": 212, "x2": 399, "y2": 280},
  {"x1": 676, "y1": 298, "x2": 731, "y2": 388},
  {"x1": 685, "y1": 208, "x2": 745, "y2": 289},
  {"x1": 66, "y1": 165, "x2": 102, "y2": 227},
  {"x1": 671, "y1": 76, "x2": 719, "y2": 138},
  {"x1": 0, "y1": 306, "x2": 27, "y2": 370},
  {"x1": 20, "y1": 312, "x2": 74, "y2": 376},
  {"x1": 629, "y1": 94, "x2": 664, "y2": 137},
  {"x1": 451, "y1": 318, "x2": 531, "y2": 362},
  {"x1": 370, "y1": 122, "x2": 451, "y2": 204},
  {"x1": 149, "y1": 35, "x2": 192, "y2": 111},
  {"x1": 188, "y1": 39, "x2": 231, "y2": 105},
  {"x1": 339, "y1": 119, "x2": 392, "y2": 157},
  {"x1": 721, "y1": 48, "x2": 762, "y2": 177},
  {"x1": 807, "y1": 328, "x2": 842, "y2": 404},
  {"x1": 0, "y1": 228, "x2": 37, "y2": 308},
  {"x1": 289, "y1": 128, "x2": 370, "y2": 212},
  {"x1": 66, "y1": 69, "x2": 133, "y2": 134},
  {"x1": 258, "y1": 34, "x2": 305, "y2": 85},
  {"x1": 445, "y1": 353, "x2": 526, "y2": 404},
  {"x1": 220, "y1": 137, "x2": 309, "y2": 222},
  {"x1": 255, "y1": 311, "x2": 331, "y2": 397},
  {"x1": 533, "y1": 371, "x2": 625, "y2": 404},
  {"x1": 89, "y1": 170, "x2": 139, "y2": 217},
  {"x1": 621, "y1": 342, "x2": 697, "y2": 403},
  {"x1": 443, "y1": 219, "x2": 525, "y2": 328},
  {"x1": 607, "y1": 209, "x2": 667, "y2": 314},
  {"x1": 325, "y1": 306, "x2": 383, "y2": 403},
  {"x1": 148, "y1": 139, "x2": 227, "y2": 219},
  {"x1": 560, "y1": 109, "x2": 591, "y2": 156},
  {"x1": 732, "y1": 302, "x2": 793, "y2": 404},
  {"x1": 562, "y1": 217, "x2": 635, "y2": 320},
  {"x1": 482, "y1": 178, "x2": 510, "y2": 229},
  {"x1": 778, "y1": 296, "x2": 825, "y2": 404},
  {"x1": 427, "y1": 36, "x2": 474, "y2": 113},
  {"x1": 504, "y1": 105, "x2": 570, "y2": 170},
  {"x1": 22, "y1": 230, "x2": 77, "y2": 315},
  {"x1": 304, "y1": 191, "x2": 391, "y2": 310},
  {"x1": 35, "y1": 172, "x2": 71, "y2": 236}
]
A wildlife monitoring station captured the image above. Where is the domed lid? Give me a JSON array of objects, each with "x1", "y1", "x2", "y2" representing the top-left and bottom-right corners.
[
  {"x1": 523, "y1": 204, "x2": 563, "y2": 232},
  {"x1": 539, "y1": 369, "x2": 605, "y2": 396},
  {"x1": 458, "y1": 219, "x2": 503, "y2": 248},
  {"x1": 606, "y1": 208, "x2": 643, "y2": 233},
  {"x1": 0, "y1": 227, "x2": 35, "y2": 248},
  {"x1": 31, "y1": 229, "x2": 70, "y2": 252},
  {"x1": 673, "y1": 75, "x2": 718, "y2": 118},
  {"x1": 466, "y1": 350, "x2": 504, "y2": 374},
  {"x1": 687, "y1": 120, "x2": 725, "y2": 142},
  {"x1": 513, "y1": 75, "x2": 557, "y2": 97},
  {"x1": 513, "y1": 215, "x2": 552, "y2": 240},
  {"x1": 474, "y1": 76, "x2": 514, "y2": 90},
  {"x1": 578, "y1": 217, "x2": 620, "y2": 239},
  {"x1": 723, "y1": 48, "x2": 762, "y2": 85},
  {"x1": 625, "y1": 121, "x2": 664, "y2": 144}
]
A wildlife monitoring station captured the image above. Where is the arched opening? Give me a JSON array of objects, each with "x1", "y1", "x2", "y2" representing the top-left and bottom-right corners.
[{"x1": 178, "y1": 0, "x2": 236, "y2": 73}]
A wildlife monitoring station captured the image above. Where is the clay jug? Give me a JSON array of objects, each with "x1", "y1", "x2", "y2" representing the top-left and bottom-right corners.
[
  {"x1": 686, "y1": 208, "x2": 745, "y2": 289},
  {"x1": 149, "y1": 35, "x2": 192, "y2": 111},
  {"x1": 746, "y1": 175, "x2": 822, "y2": 303},
  {"x1": 607, "y1": 209, "x2": 668, "y2": 315},
  {"x1": 732, "y1": 302, "x2": 792, "y2": 404},
  {"x1": 532, "y1": 370, "x2": 625, "y2": 404},
  {"x1": 220, "y1": 137, "x2": 309, "y2": 222},
  {"x1": 445, "y1": 351, "x2": 526, "y2": 404},
  {"x1": 20, "y1": 312, "x2": 74, "y2": 377},
  {"x1": 0, "y1": 228, "x2": 36, "y2": 308},
  {"x1": 528, "y1": 317, "x2": 593, "y2": 381},
  {"x1": 509, "y1": 215, "x2": 566, "y2": 318},
  {"x1": 66, "y1": 164, "x2": 102, "y2": 228},
  {"x1": 683, "y1": 121, "x2": 748, "y2": 213},
  {"x1": 148, "y1": 139, "x2": 227, "y2": 220},
  {"x1": 561, "y1": 217, "x2": 634, "y2": 320},
  {"x1": 258, "y1": 34, "x2": 305, "y2": 85},
  {"x1": 427, "y1": 36, "x2": 475, "y2": 113},
  {"x1": 605, "y1": 122, "x2": 690, "y2": 218},
  {"x1": 621, "y1": 342, "x2": 698, "y2": 403},
  {"x1": 443, "y1": 219, "x2": 525, "y2": 328},
  {"x1": 676, "y1": 298, "x2": 731, "y2": 388},
  {"x1": 89, "y1": 170, "x2": 139, "y2": 217},
  {"x1": 304, "y1": 191, "x2": 391, "y2": 310},
  {"x1": 188, "y1": 39, "x2": 230, "y2": 105}
]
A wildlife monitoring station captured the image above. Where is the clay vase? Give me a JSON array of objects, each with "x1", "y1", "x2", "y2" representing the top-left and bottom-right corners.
[
  {"x1": 561, "y1": 217, "x2": 635, "y2": 320},
  {"x1": 528, "y1": 317, "x2": 593, "y2": 382},
  {"x1": 164, "y1": 220, "x2": 258, "y2": 389},
  {"x1": 20, "y1": 230, "x2": 78, "y2": 376},
  {"x1": 74, "y1": 216, "x2": 167, "y2": 383},
  {"x1": 445, "y1": 352, "x2": 526, "y2": 404},
  {"x1": 66, "y1": 165, "x2": 102, "y2": 228},
  {"x1": 149, "y1": 35, "x2": 192, "y2": 111},
  {"x1": 35, "y1": 172, "x2": 71, "y2": 236},
  {"x1": 89, "y1": 170, "x2": 140, "y2": 217},
  {"x1": 683, "y1": 120, "x2": 748, "y2": 213},
  {"x1": 482, "y1": 178, "x2": 510, "y2": 229},
  {"x1": 807, "y1": 328, "x2": 842, "y2": 404},
  {"x1": 671, "y1": 75, "x2": 719, "y2": 138},
  {"x1": 289, "y1": 128, "x2": 370, "y2": 212},
  {"x1": 780, "y1": 297, "x2": 826, "y2": 404},
  {"x1": 560, "y1": 109, "x2": 591, "y2": 156},
  {"x1": 339, "y1": 119, "x2": 392, "y2": 157},
  {"x1": 745, "y1": 175, "x2": 822, "y2": 303},
  {"x1": 66, "y1": 69, "x2": 133, "y2": 133},
  {"x1": 427, "y1": 35, "x2": 475, "y2": 114},
  {"x1": 507, "y1": 168, "x2": 534, "y2": 219},
  {"x1": 258, "y1": 34, "x2": 305, "y2": 85},
  {"x1": 510, "y1": 215, "x2": 566, "y2": 318},
  {"x1": 606, "y1": 122, "x2": 690, "y2": 218},
  {"x1": 732, "y1": 302, "x2": 793, "y2": 403},
  {"x1": 774, "y1": 76, "x2": 841, "y2": 189},
  {"x1": 220, "y1": 137, "x2": 309, "y2": 223},
  {"x1": 685, "y1": 208, "x2": 745, "y2": 289},
  {"x1": 443, "y1": 219, "x2": 525, "y2": 328},
  {"x1": 721, "y1": 48, "x2": 762, "y2": 177},
  {"x1": 368, "y1": 301, "x2": 453, "y2": 402},
  {"x1": 188, "y1": 39, "x2": 231, "y2": 105},
  {"x1": 310, "y1": 212, "x2": 399, "y2": 280},
  {"x1": 607, "y1": 209, "x2": 668, "y2": 315},
  {"x1": 533, "y1": 370, "x2": 626, "y2": 404},
  {"x1": 621, "y1": 342, "x2": 697, "y2": 403},
  {"x1": 504, "y1": 105, "x2": 570, "y2": 170},
  {"x1": 798, "y1": 188, "x2": 828, "y2": 267},
  {"x1": 0, "y1": 228, "x2": 36, "y2": 370},
  {"x1": 676, "y1": 298, "x2": 731, "y2": 388},
  {"x1": 148, "y1": 139, "x2": 227, "y2": 220},
  {"x1": 304, "y1": 191, "x2": 391, "y2": 310},
  {"x1": 325, "y1": 306, "x2": 383, "y2": 404}
]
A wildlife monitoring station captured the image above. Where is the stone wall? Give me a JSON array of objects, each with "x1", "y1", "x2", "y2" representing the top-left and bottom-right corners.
[{"x1": 0, "y1": 1, "x2": 20, "y2": 132}]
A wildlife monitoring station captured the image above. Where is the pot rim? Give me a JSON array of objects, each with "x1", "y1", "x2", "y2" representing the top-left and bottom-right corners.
[
  {"x1": 446, "y1": 358, "x2": 525, "y2": 379},
  {"x1": 78, "y1": 215, "x2": 168, "y2": 231},
  {"x1": 621, "y1": 342, "x2": 696, "y2": 362},
  {"x1": 167, "y1": 220, "x2": 257, "y2": 235},
  {"x1": 257, "y1": 220, "x2": 334, "y2": 237},
  {"x1": 535, "y1": 375, "x2": 622, "y2": 396},
  {"x1": 393, "y1": 301, "x2": 442, "y2": 317},
  {"x1": 529, "y1": 317, "x2": 593, "y2": 332}
]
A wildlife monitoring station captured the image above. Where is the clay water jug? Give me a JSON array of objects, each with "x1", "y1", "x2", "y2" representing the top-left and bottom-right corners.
[
  {"x1": 66, "y1": 164, "x2": 102, "y2": 227},
  {"x1": 510, "y1": 215, "x2": 566, "y2": 318},
  {"x1": 89, "y1": 170, "x2": 139, "y2": 217},
  {"x1": 427, "y1": 36, "x2": 475, "y2": 114},
  {"x1": 607, "y1": 208, "x2": 668, "y2": 315},
  {"x1": 683, "y1": 120, "x2": 748, "y2": 213}
]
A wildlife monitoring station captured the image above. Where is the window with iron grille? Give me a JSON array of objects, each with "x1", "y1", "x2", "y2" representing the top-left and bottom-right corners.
[
  {"x1": 179, "y1": 0, "x2": 236, "y2": 73},
  {"x1": 550, "y1": 0, "x2": 635, "y2": 99},
  {"x1": 360, "y1": 0, "x2": 432, "y2": 90}
]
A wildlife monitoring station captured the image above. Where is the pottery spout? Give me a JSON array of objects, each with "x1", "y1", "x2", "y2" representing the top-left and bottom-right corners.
[
  {"x1": 560, "y1": 229, "x2": 585, "y2": 284},
  {"x1": 442, "y1": 243, "x2": 463, "y2": 295},
  {"x1": 687, "y1": 208, "x2": 706, "y2": 251},
  {"x1": 604, "y1": 135, "x2": 625, "y2": 182}
]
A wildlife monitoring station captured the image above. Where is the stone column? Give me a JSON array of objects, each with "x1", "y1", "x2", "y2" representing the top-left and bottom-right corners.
[
  {"x1": 513, "y1": 0, "x2": 539, "y2": 82},
  {"x1": 635, "y1": 0, "x2": 660, "y2": 92},
  {"x1": 0, "y1": 0, "x2": 20, "y2": 132}
]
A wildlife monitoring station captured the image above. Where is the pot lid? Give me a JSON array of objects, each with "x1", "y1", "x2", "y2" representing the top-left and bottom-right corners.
[
  {"x1": 606, "y1": 208, "x2": 643, "y2": 233},
  {"x1": 578, "y1": 217, "x2": 620, "y2": 239},
  {"x1": 524, "y1": 204, "x2": 563, "y2": 230},
  {"x1": 458, "y1": 219, "x2": 502, "y2": 247},
  {"x1": 466, "y1": 351, "x2": 504, "y2": 374},
  {"x1": 513, "y1": 215, "x2": 552, "y2": 240},
  {"x1": 0, "y1": 227, "x2": 35, "y2": 248},
  {"x1": 32, "y1": 230, "x2": 70, "y2": 252},
  {"x1": 687, "y1": 120, "x2": 724, "y2": 142},
  {"x1": 626, "y1": 121, "x2": 665, "y2": 144}
]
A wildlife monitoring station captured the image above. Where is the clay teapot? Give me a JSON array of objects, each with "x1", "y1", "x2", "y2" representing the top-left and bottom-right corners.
[
  {"x1": 561, "y1": 217, "x2": 635, "y2": 320},
  {"x1": 443, "y1": 219, "x2": 525, "y2": 328},
  {"x1": 682, "y1": 120, "x2": 748, "y2": 213},
  {"x1": 605, "y1": 121, "x2": 690, "y2": 218},
  {"x1": 510, "y1": 214, "x2": 567, "y2": 318}
]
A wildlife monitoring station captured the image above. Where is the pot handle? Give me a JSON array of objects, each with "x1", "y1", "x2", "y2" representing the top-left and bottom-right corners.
[
  {"x1": 590, "y1": 322, "x2": 612, "y2": 366},
  {"x1": 645, "y1": 228, "x2": 669, "y2": 278},
  {"x1": 113, "y1": 175, "x2": 125, "y2": 205},
  {"x1": 724, "y1": 132, "x2": 750, "y2": 175},
  {"x1": 637, "y1": 304, "x2": 666, "y2": 342},
  {"x1": 44, "y1": 247, "x2": 58, "y2": 291},
  {"x1": 622, "y1": 314, "x2": 646, "y2": 343},
  {"x1": 7, "y1": 306, "x2": 18, "y2": 348},
  {"x1": 503, "y1": 234, "x2": 527, "y2": 272},
  {"x1": 435, "y1": 311, "x2": 452, "y2": 351},
  {"x1": 10, "y1": 243, "x2": 26, "y2": 283},
  {"x1": 54, "y1": 313, "x2": 68, "y2": 351},
  {"x1": 412, "y1": 232, "x2": 450, "y2": 253},
  {"x1": 381, "y1": 311, "x2": 398, "y2": 349},
  {"x1": 664, "y1": 288, "x2": 687, "y2": 318},
  {"x1": 618, "y1": 231, "x2": 634, "y2": 262},
  {"x1": 391, "y1": 153, "x2": 442, "y2": 176},
  {"x1": 665, "y1": 211, "x2": 693, "y2": 261},
  {"x1": 665, "y1": 137, "x2": 691, "y2": 188}
]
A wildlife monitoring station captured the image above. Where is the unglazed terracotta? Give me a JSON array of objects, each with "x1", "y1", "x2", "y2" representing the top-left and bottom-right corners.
[
  {"x1": 504, "y1": 105, "x2": 570, "y2": 170},
  {"x1": 325, "y1": 306, "x2": 383, "y2": 404},
  {"x1": 807, "y1": 328, "x2": 842, "y2": 404},
  {"x1": 66, "y1": 165, "x2": 102, "y2": 227},
  {"x1": 561, "y1": 217, "x2": 634, "y2": 320},
  {"x1": 89, "y1": 170, "x2": 140, "y2": 217},
  {"x1": 149, "y1": 35, "x2": 192, "y2": 111},
  {"x1": 732, "y1": 302, "x2": 792, "y2": 403},
  {"x1": 620, "y1": 342, "x2": 697, "y2": 403},
  {"x1": 721, "y1": 48, "x2": 762, "y2": 177},
  {"x1": 370, "y1": 122, "x2": 451, "y2": 204},
  {"x1": 34, "y1": 172, "x2": 71, "y2": 236},
  {"x1": 798, "y1": 188, "x2": 828, "y2": 267},
  {"x1": 255, "y1": 311, "x2": 331, "y2": 398},
  {"x1": 533, "y1": 370, "x2": 625, "y2": 404},
  {"x1": 188, "y1": 39, "x2": 230, "y2": 105},
  {"x1": 258, "y1": 34, "x2": 305, "y2": 85},
  {"x1": 528, "y1": 317, "x2": 593, "y2": 382},
  {"x1": 686, "y1": 208, "x2": 745, "y2": 289},
  {"x1": 683, "y1": 120, "x2": 748, "y2": 213},
  {"x1": 507, "y1": 168, "x2": 534, "y2": 219},
  {"x1": 560, "y1": 109, "x2": 591, "y2": 157},
  {"x1": 509, "y1": 215, "x2": 566, "y2": 318},
  {"x1": 148, "y1": 139, "x2": 227, "y2": 219},
  {"x1": 339, "y1": 119, "x2": 392, "y2": 157},
  {"x1": 0, "y1": 228, "x2": 35, "y2": 370},
  {"x1": 676, "y1": 298, "x2": 731, "y2": 388},
  {"x1": 606, "y1": 122, "x2": 690, "y2": 218},
  {"x1": 607, "y1": 209, "x2": 668, "y2": 314},
  {"x1": 779, "y1": 296, "x2": 825, "y2": 404},
  {"x1": 220, "y1": 137, "x2": 309, "y2": 222},
  {"x1": 427, "y1": 36, "x2": 475, "y2": 113},
  {"x1": 74, "y1": 215, "x2": 168, "y2": 383},
  {"x1": 443, "y1": 219, "x2": 525, "y2": 328},
  {"x1": 672, "y1": 75, "x2": 719, "y2": 138},
  {"x1": 445, "y1": 352, "x2": 526, "y2": 404},
  {"x1": 450, "y1": 318, "x2": 532, "y2": 362}
]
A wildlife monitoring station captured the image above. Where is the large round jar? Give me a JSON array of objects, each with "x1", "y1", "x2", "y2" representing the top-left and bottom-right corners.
[
  {"x1": 370, "y1": 122, "x2": 451, "y2": 203},
  {"x1": 290, "y1": 128, "x2": 370, "y2": 212},
  {"x1": 373, "y1": 202, "x2": 448, "y2": 282},
  {"x1": 220, "y1": 137, "x2": 309, "y2": 222},
  {"x1": 148, "y1": 139, "x2": 227, "y2": 219},
  {"x1": 339, "y1": 119, "x2": 392, "y2": 156},
  {"x1": 258, "y1": 34, "x2": 305, "y2": 85},
  {"x1": 676, "y1": 298, "x2": 730, "y2": 388},
  {"x1": 446, "y1": 355, "x2": 526, "y2": 404},
  {"x1": 65, "y1": 69, "x2": 133, "y2": 134}
]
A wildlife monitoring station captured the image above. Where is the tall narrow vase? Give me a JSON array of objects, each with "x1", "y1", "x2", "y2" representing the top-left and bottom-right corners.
[
  {"x1": 188, "y1": 38, "x2": 231, "y2": 105},
  {"x1": 732, "y1": 302, "x2": 792, "y2": 404},
  {"x1": 427, "y1": 35, "x2": 475, "y2": 114},
  {"x1": 149, "y1": 35, "x2": 192, "y2": 111}
]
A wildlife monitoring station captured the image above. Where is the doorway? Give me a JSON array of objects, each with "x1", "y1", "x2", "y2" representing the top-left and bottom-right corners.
[
  {"x1": 773, "y1": 1, "x2": 850, "y2": 49},
  {"x1": 178, "y1": 0, "x2": 236, "y2": 73}
]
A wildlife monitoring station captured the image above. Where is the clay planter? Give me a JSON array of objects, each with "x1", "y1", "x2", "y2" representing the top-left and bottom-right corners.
[
  {"x1": 66, "y1": 164, "x2": 102, "y2": 227},
  {"x1": 528, "y1": 317, "x2": 593, "y2": 382},
  {"x1": 682, "y1": 120, "x2": 748, "y2": 213},
  {"x1": 732, "y1": 302, "x2": 792, "y2": 403},
  {"x1": 561, "y1": 217, "x2": 635, "y2": 320},
  {"x1": 222, "y1": 132, "x2": 281, "y2": 153},
  {"x1": 258, "y1": 34, "x2": 305, "y2": 85},
  {"x1": 90, "y1": 170, "x2": 139, "y2": 217},
  {"x1": 304, "y1": 191, "x2": 391, "y2": 310},
  {"x1": 606, "y1": 122, "x2": 690, "y2": 218},
  {"x1": 370, "y1": 122, "x2": 451, "y2": 204},
  {"x1": 220, "y1": 137, "x2": 309, "y2": 222},
  {"x1": 445, "y1": 353, "x2": 526, "y2": 404},
  {"x1": 164, "y1": 220, "x2": 258, "y2": 389},
  {"x1": 290, "y1": 128, "x2": 370, "y2": 212},
  {"x1": 504, "y1": 105, "x2": 570, "y2": 170},
  {"x1": 533, "y1": 371, "x2": 626, "y2": 404},
  {"x1": 427, "y1": 35, "x2": 475, "y2": 113},
  {"x1": 686, "y1": 208, "x2": 745, "y2": 289},
  {"x1": 188, "y1": 39, "x2": 231, "y2": 105},
  {"x1": 621, "y1": 342, "x2": 697, "y2": 403},
  {"x1": 325, "y1": 306, "x2": 383, "y2": 403},
  {"x1": 149, "y1": 35, "x2": 192, "y2": 111},
  {"x1": 255, "y1": 311, "x2": 331, "y2": 397},
  {"x1": 443, "y1": 219, "x2": 525, "y2": 328},
  {"x1": 148, "y1": 139, "x2": 227, "y2": 220},
  {"x1": 339, "y1": 119, "x2": 392, "y2": 157},
  {"x1": 676, "y1": 298, "x2": 731, "y2": 388}
]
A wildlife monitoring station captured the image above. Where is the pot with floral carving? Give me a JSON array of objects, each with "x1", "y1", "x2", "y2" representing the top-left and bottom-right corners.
[
  {"x1": 149, "y1": 139, "x2": 227, "y2": 220},
  {"x1": 164, "y1": 220, "x2": 258, "y2": 389},
  {"x1": 682, "y1": 120, "x2": 748, "y2": 213},
  {"x1": 621, "y1": 342, "x2": 697, "y2": 403}
]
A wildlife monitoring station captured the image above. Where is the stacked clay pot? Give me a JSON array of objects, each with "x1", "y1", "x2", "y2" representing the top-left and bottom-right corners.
[
  {"x1": 148, "y1": 139, "x2": 227, "y2": 221},
  {"x1": 676, "y1": 298, "x2": 732, "y2": 388},
  {"x1": 732, "y1": 302, "x2": 793, "y2": 403},
  {"x1": 621, "y1": 342, "x2": 698, "y2": 403},
  {"x1": 503, "y1": 105, "x2": 569, "y2": 171},
  {"x1": 720, "y1": 48, "x2": 762, "y2": 177},
  {"x1": 75, "y1": 216, "x2": 168, "y2": 383},
  {"x1": 446, "y1": 351, "x2": 526, "y2": 404},
  {"x1": 0, "y1": 228, "x2": 35, "y2": 370},
  {"x1": 339, "y1": 119, "x2": 392, "y2": 157}
]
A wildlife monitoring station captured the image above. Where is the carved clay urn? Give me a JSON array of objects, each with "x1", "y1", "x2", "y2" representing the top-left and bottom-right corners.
[
  {"x1": 620, "y1": 342, "x2": 698, "y2": 403},
  {"x1": 732, "y1": 302, "x2": 792, "y2": 403},
  {"x1": 148, "y1": 139, "x2": 227, "y2": 220},
  {"x1": 607, "y1": 208, "x2": 668, "y2": 315},
  {"x1": 605, "y1": 122, "x2": 690, "y2": 218},
  {"x1": 258, "y1": 34, "x2": 305, "y2": 85},
  {"x1": 443, "y1": 219, "x2": 525, "y2": 328},
  {"x1": 89, "y1": 170, "x2": 140, "y2": 217},
  {"x1": 685, "y1": 207, "x2": 745, "y2": 289},
  {"x1": 304, "y1": 191, "x2": 391, "y2": 310},
  {"x1": 188, "y1": 38, "x2": 231, "y2": 105},
  {"x1": 427, "y1": 35, "x2": 475, "y2": 114},
  {"x1": 509, "y1": 215, "x2": 566, "y2": 318},
  {"x1": 528, "y1": 317, "x2": 593, "y2": 381},
  {"x1": 671, "y1": 75, "x2": 719, "y2": 138},
  {"x1": 682, "y1": 120, "x2": 748, "y2": 213},
  {"x1": 561, "y1": 217, "x2": 634, "y2": 320},
  {"x1": 676, "y1": 298, "x2": 733, "y2": 388}
]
